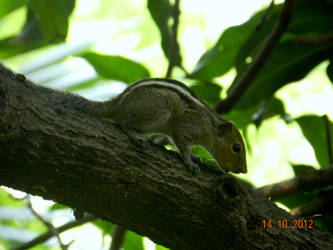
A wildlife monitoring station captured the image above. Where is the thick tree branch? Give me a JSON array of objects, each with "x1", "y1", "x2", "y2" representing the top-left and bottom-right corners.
[
  {"x1": 215, "y1": 0, "x2": 294, "y2": 114},
  {"x1": 1, "y1": 64, "x2": 333, "y2": 249}
]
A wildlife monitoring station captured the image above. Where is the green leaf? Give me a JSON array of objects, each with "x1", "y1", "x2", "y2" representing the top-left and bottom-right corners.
[
  {"x1": 252, "y1": 97, "x2": 287, "y2": 127},
  {"x1": 290, "y1": 164, "x2": 316, "y2": 176},
  {"x1": 49, "y1": 203, "x2": 69, "y2": 210},
  {"x1": 235, "y1": 42, "x2": 333, "y2": 109},
  {"x1": 81, "y1": 52, "x2": 150, "y2": 83},
  {"x1": 0, "y1": 0, "x2": 74, "y2": 58},
  {"x1": 289, "y1": 0, "x2": 333, "y2": 34},
  {"x1": 147, "y1": 0, "x2": 181, "y2": 66},
  {"x1": 296, "y1": 115, "x2": 333, "y2": 167},
  {"x1": 277, "y1": 190, "x2": 318, "y2": 209},
  {"x1": 29, "y1": 0, "x2": 74, "y2": 42},
  {"x1": 156, "y1": 244, "x2": 169, "y2": 250},
  {"x1": 232, "y1": 0, "x2": 333, "y2": 109},
  {"x1": 0, "y1": 0, "x2": 27, "y2": 19},
  {"x1": 190, "y1": 81, "x2": 222, "y2": 106},
  {"x1": 235, "y1": 0, "x2": 333, "y2": 77},
  {"x1": 327, "y1": 60, "x2": 333, "y2": 83},
  {"x1": 190, "y1": 6, "x2": 274, "y2": 80},
  {"x1": 93, "y1": 219, "x2": 114, "y2": 234},
  {"x1": 234, "y1": 5, "x2": 280, "y2": 76},
  {"x1": 122, "y1": 231, "x2": 144, "y2": 250}
]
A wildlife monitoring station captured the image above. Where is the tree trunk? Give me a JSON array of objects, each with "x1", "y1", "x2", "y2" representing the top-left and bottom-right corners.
[{"x1": 0, "y1": 64, "x2": 332, "y2": 250}]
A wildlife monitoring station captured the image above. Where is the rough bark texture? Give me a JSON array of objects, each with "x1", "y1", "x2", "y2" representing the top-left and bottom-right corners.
[{"x1": 0, "y1": 64, "x2": 332, "y2": 250}]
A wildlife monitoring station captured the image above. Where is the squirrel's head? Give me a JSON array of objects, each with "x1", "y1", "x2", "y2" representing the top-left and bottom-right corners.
[{"x1": 210, "y1": 121, "x2": 247, "y2": 174}]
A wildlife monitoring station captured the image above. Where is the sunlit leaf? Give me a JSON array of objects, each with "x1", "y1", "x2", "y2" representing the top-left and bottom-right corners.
[
  {"x1": 147, "y1": 0, "x2": 181, "y2": 66},
  {"x1": 93, "y1": 219, "x2": 114, "y2": 234},
  {"x1": 156, "y1": 244, "x2": 169, "y2": 250},
  {"x1": 190, "y1": 5, "x2": 276, "y2": 80},
  {"x1": 49, "y1": 203, "x2": 69, "y2": 210},
  {"x1": 296, "y1": 115, "x2": 333, "y2": 167},
  {"x1": 235, "y1": 0, "x2": 333, "y2": 77},
  {"x1": 0, "y1": 0, "x2": 74, "y2": 58},
  {"x1": 232, "y1": 0, "x2": 333, "y2": 109},
  {"x1": 0, "y1": 0, "x2": 27, "y2": 19},
  {"x1": 122, "y1": 231, "x2": 144, "y2": 250},
  {"x1": 235, "y1": 42, "x2": 333, "y2": 109},
  {"x1": 81, "y1": 52, "x2": 150, "y2": 83}
]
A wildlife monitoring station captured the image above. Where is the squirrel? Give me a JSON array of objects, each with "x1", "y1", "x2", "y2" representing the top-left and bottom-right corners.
[
  {"x1": 89, "y1": 78, "x2": 247, "y2": 175},
  {"x1": 37, "y1": 78, "x2": 247, "y2": 175}
]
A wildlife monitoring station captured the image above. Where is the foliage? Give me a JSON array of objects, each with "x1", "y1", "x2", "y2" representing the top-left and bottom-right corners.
[{"x1": 1, "y1": 0, "x2": 333, "y2": 249}]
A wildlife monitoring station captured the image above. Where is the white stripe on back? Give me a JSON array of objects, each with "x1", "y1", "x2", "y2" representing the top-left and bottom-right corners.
[{"x1": 120, "y1": 80, "x2": 205, "y2": 108}]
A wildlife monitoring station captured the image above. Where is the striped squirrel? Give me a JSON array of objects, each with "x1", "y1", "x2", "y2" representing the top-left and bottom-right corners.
[
  {"x1": 89, "y1": 78, "x2": 247, "y2": 175},
  {"x1": 39, "y1": 78, "x2": 247, "y2": 175}
]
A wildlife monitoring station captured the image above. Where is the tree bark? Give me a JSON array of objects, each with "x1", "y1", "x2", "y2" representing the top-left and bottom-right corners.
[{"x1": 0, "y1": 64, "x2": 332, "y2": 250}]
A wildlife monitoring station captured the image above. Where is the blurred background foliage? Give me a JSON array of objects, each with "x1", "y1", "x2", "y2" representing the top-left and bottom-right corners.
[{"x1": 0, "y1": 0, "x2": 333, "y2": 249}]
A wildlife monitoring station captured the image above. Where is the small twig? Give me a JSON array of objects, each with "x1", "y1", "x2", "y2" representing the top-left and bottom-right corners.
[
  {"x1": 165, "y1": 0, "x2": 181, "y2": 78},
  {"x1": 293, "y1": 33, "x2": 333, "y2": 44},
  {"x1": 12, "y1": 214, "x2": 96, "y2": 250},
  {"x1": 214, "y1": 0, "x2": 294, "y2": 114},
  {"x1": 256, "y1": 166, "x2": 333, "y2": 200},
  {"x1": 322, "y1": 115, "x2": 333, "y2": 165},
  {"x1": 110, "y1": 225, "x2": 127, "y2": 250},
  {"x1": 27, "y1": 198, "x2": 69, "y2": 250},
  {"x1": 256, "y1": 0, "x2": 275, "y2": 30}
]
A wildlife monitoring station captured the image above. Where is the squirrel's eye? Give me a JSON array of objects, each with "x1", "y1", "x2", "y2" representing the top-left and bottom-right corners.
[{"x1": 232, "y1": 143, "x2": 241, "y2": 153}]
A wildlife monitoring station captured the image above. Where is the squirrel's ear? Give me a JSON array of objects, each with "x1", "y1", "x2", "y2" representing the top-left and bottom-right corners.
[{"x1": 217, "y1": 121, "x2": 233, "y2": 135}]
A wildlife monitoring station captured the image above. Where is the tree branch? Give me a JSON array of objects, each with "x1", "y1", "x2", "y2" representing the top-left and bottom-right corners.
[
  {"x1": 27, "y1": 197, "x2": 70, "y2": 250},
  {"x1": 323, "y1": 115, "x2": 333, "y2": 165},
  {"x1": 293, "y1": 33, "x2": 333, "y2": 45},
  {"x1": 110, "y1": 225, "x2": 127, "y2": 250},
  {"x1": 290, "y1": 190, "x2": 333, "y2": 217},
  {"x1": 12, "y1": 214, "x2": 96, "y2": 250},
  {"x1": 257, "y1": 166, "x2": 333, "y2": 200},
  {"x1": 166, "y1": 0, "x2": 181, "y2": 77},
  {"x1": 255, "y1": 0, "x2": 275, "y2": 30},
  {"x1": 215, "y1": 0, "x2": 294, "y2": 114},
  {"x1": 1, "y1": 64, "x2": 333, "y2": 249}
]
